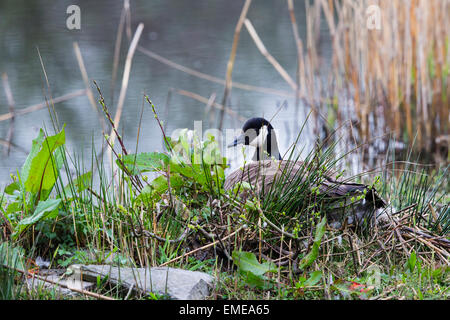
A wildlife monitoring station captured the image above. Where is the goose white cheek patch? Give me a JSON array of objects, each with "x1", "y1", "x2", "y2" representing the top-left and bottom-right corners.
[
  {"x1": 249, "y1": 125, "x2": 268, "y2": 147},
  {"x1": 245, "y1": 128, "x2": 259, "y2": 147}
]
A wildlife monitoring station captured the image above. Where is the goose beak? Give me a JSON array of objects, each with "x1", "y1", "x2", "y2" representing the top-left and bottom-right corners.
[{"x1": 228, "y1": 134, "x2": 246, "y2": 148}]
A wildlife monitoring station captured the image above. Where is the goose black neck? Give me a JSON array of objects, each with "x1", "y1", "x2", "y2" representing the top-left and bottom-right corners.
[
  {"x1": 256, "y1": 129, "x2": 282, "y2": 161},
  {"x1": 267, "y1": 129, "x2": 272, "y2": 159}
]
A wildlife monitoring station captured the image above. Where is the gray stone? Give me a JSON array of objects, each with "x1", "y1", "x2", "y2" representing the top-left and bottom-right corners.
[
  {"x1": 25, "y1": 273, "x2": 95, "y2": 297},
  {"x1": 67, "y1": 264, "x2": 214, "y2": 300}
]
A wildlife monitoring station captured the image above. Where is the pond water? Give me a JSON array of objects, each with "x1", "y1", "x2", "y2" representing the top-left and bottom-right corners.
[{"x1": 0, "y1": 0, "x2": 333, "y2": 186}]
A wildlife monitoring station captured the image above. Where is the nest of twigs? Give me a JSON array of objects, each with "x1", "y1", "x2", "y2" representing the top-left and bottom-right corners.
[
  {"x1": 376, "y1": 206, "x2": 450, "y2": 265},
  {"x1": 149, "y1": 197, "x2": 449, "y2": 274}
]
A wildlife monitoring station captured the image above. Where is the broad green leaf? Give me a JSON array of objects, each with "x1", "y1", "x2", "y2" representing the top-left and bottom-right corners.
[
  {"x1": 4, "y1": 181, "x2": 20, "y2": 195},
  {"x1": 202, "y1": 140, "x2": 223, "y2": 165},
  {"x1": 189, "y1": 164, "x2": 209, "y2": 187},
  {"x1": 23, "y1": 127, "x2": 66, "y2": 195},
  {"x1": 241, "y1": 270, "x2": 274, "y2": 290},
  {"x1": 134, "y1": 185, "x2": 153, "y2": 204},
  {"x1": 313, "y1": 216, "x2": 327, "y2": 242},
  {"x1": 14, "y1": 198, "x2": 62, "y2": 237},
  {"x1": 21, "y1": 129, "x2": 46, "y2": 184},
  {"x1": 63, "y1": 171, "x2": 92, "y2": 198},
  {"x1": 150, "y1": 175, "x2": 169, "y2": 193},
  {"x1": 149, "y1": 174, "x2": 184, "y2": 194},
  {"x1": 232, "y1": 250, "x2": 277, "y2": 276},
  {"x1": 170, "y1": 162, "x2": 194, "y2": 178},
  {"x1": 118, "y1": 152, "x2": 169, "y2": 175},
  {"x1": 299, "y1": 216, "x2": 327, "y2": 269},
  {"x1": 171, "y1": 163, "x2": 209, "y2": 188},
  {"x1": 407, "y1": 251, "x2": 417, "y2": 272},
  {"x1": 178, "y1": 128, "x2": 191, "y2": 155},
  {"x1": 213, "y1": 165, "x2": 225, "y2": 181},
  {"x1": 7, "y1": 201, "x2": 22, "y2": 214},
  {"x1": 304, "y1": 271, "x2": 322, "y2": 287}
]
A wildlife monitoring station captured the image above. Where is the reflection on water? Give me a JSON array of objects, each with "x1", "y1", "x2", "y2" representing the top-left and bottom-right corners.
[{"x1": 0, "y1": 0, "x2": 333, "y2": 186}]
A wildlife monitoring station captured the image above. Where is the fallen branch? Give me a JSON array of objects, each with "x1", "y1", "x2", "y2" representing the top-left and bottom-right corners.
[
  {"x1": 0, "y1": 138, "x2": 28, "y2": 154},
  {"x1": 137, "y1": 45, "x2": 294, "y2": 98},
  {"x1": 0, "y1": 89, "x2": 87, "y2": 122},
  {"x1": 174, "y1": 88, "x2": 246, "y2": 122}
]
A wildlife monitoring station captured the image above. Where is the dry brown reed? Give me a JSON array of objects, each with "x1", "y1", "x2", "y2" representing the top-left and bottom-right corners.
[
  {"x1": 107, "y1": 23, "x2": 144, "y2": 166},
  {"x1": 0, "y1": 89, "x2": 87, "y2": 123},
  {"x1": 244, "y1": 19, "x2": 298, "y2": 91},
  {"x1": 173, "y1": 88, "x2": 246, "y2": 122},
  {"x1": 137, "y1": 45, "x2": 294, "y2": 98},
  {"x1": 73, "y1": 42, "x2": 107, "y2": 133},
  {"x1": 218, "y1": 0, "x2": 252, "y2": 131},
  {"x1": 316, "y1": 0, "x2": 449, "y2": 154}
]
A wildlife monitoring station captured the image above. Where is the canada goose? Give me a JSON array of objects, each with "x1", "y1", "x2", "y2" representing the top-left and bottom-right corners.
[{"x1": 225, "y1": 117, "x2": 389, "y2": 228}]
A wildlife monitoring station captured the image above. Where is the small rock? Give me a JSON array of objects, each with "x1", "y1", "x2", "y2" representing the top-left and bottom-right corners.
[{"x1": 35, "y1": 256, "x2": 51, "y2": 269}]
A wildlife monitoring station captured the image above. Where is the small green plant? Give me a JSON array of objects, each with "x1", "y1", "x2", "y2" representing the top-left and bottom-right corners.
[
  {"x1": 118, "y1": 129, "x2": 226, "y2": 204},
  {"x1": 297, "y1": 216, "x2": 327, "y2": 270},
  {"x1": 294, "y1": 270, "x2": 322, "y2": 297},
  {"x1": 232, "y1": 250, "x2": 277, "y2": 289},
  {"x1": 4, "y1": 127, "x2": 65, "y2": 238},
  {"x1": 2, "y1": 126, "x2": 92, "y2": 252}
]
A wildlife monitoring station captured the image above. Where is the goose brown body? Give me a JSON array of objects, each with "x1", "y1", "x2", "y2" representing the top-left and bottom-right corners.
[
  {"x1": 224, "y1": 159, "x2": 385, "y2": 207},
  {"x1": 225, "y1": 117, "x2": 388, "y2": 228}
]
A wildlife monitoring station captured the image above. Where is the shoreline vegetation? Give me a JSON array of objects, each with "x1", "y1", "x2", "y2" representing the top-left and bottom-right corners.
[{"x1": 1, "y1": 0, "x2": 449, "y2": 300}]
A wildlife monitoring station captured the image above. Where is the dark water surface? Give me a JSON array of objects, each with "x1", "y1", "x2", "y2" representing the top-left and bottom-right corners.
[{"x1": 0, "y1": 0, "x2": 333, "y2": 186}]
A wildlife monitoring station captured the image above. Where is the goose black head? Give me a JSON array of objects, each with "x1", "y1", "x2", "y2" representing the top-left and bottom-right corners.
[{"x1": 228, "y1": 117, "x2": 281, "y2": 160}]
